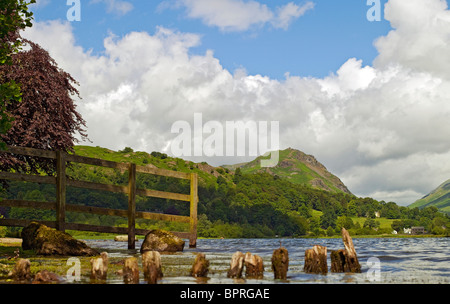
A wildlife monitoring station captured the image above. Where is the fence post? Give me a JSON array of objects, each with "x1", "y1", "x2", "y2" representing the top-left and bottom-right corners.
[
  {"x1": 189, "y1": 173, "x2": 198, "y2": 248},
  {"x1": 128, "y1": 163, "x2": 137, "y2": 249},
  {"x1": 56, "y1": 150, "x2": 66, "y2": 232}
]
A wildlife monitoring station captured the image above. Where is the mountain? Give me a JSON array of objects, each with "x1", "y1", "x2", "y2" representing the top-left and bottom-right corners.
[
  {"x1": 223, "y1": 148, "x2": 351, "y2": 194},
  {"x1": 409, "y1": 179, "x2": 450, "y2": 215}
]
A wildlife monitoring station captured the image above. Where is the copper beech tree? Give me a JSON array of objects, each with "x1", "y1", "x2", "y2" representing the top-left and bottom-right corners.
[{"x1": 0, "y1": 39, "x2": 87, "y2": 175}]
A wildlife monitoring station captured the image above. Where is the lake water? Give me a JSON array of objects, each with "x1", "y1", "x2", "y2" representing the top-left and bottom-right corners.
[{"x1": 83, "y1": 237, "x2": 450, "y2": 284}]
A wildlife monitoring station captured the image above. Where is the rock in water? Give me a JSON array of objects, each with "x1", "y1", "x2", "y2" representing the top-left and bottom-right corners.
[
  {"x1": 140, "y1": 229, "x2": 185, "y2": 253},
  {"x1": 227, "y1": 251, "x2": 245, "y2": 278},
  {"x1": 272, "y1": 247, "x2": 289, "y2": 280},
  {"x1": 21, "y1": 222, "x2": 99, "y2": 256}
]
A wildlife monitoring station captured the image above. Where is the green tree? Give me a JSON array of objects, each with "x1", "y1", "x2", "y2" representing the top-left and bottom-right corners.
[{"x1": 0, "y1": 0, "x2": 35, "y2": 149}]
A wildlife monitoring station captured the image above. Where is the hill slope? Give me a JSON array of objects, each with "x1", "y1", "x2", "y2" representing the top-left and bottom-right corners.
[
  {"x1": 224, "y1": 148, "x2": 351, "y2": 194},
  {"x1": 409, "y1": 179, "x2": 450, "y2": 215}
]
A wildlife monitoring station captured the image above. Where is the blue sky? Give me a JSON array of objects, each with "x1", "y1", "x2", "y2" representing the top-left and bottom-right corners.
[
  {"x1": 31, "y1": 0, "x2": 392, "y2": 79},
  {"x1": 24, "y1": 0, "x2": 450, "y2": 205}
]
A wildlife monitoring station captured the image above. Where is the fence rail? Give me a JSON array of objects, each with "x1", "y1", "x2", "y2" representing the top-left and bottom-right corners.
[{"x1": 0, "y1": 146, "x2": 198, "y2": 248}]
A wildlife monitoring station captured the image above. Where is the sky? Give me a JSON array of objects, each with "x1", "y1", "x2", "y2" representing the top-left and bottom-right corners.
[{"x1": 21, "y1": 0, "x2": 450, "y2": 206}]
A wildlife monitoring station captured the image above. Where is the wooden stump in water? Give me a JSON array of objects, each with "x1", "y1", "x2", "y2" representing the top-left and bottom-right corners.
[
  {"x1": 142, "y1": 250, "x2": 163, "y2": 284},
  {"x1": 271, "y1": 247, "x2": 289, "y2": 280},
  {"x1": 330, "y1": 249, "x2": 346, "y2": 273},
  {"x1": 123, "y1": 257, "x2": 139, "y2": 284},
  {"x1": 9, "y1": 258, "x2": 31, "y2": 281},
  {"x1": 341, "y1": 228, "x2": 361, "y2": 273},
  {"x1": 304, "y1": 245, "x2": 328, "y2": 274},
  {"x1": 244, "y1": 252, "x2": 264, "y2": 278},
  {"x1": 191, "y1": 253, "x2": 209, "y2": 277},
  {"x1": 331, "y1": 228, "x2": 361, "y2": 273},
  {"x1": 90, "y1": 252, "x2": 108, "y2": 281},
  {"x1": 227, "y1": 251, "x2": 245, "y2": 278}
]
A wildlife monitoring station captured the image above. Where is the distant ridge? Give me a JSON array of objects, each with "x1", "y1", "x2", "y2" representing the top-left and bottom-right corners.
[
  {"x1": 409, "y1": 179, "x2": 450, "y2": 215},
  {"x1": 224, "y1": 148, "x2": 351, "y2": 194}
]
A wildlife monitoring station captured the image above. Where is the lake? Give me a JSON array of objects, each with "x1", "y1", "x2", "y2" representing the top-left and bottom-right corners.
[{"x1": 83, "y1": 237, "x2": 450, "y2": 284}]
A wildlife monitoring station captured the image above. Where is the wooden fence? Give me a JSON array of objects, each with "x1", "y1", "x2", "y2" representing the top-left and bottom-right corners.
[{"x1": 0, "y1": 146, "x2": 198, "y2": 249}]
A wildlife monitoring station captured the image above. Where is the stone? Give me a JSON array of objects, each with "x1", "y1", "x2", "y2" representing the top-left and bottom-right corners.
[
  {"x1": 271, "y1": 247, "x2": 289, "y2": 280},
  {"x1": 21, "y1": 222, "x2": 99, "y2": 256},
  {"x1": 244, "y1": 252, "x2": 264, "y2": 278},
  {"x1": 227, "y1": 251, "x2": 245, "y2": 278},
  {"x1": 90, "y1": 252, "x2": 109, "y2": 281},
  {"x1": 114, "y1": 235, "x2": 137, "y2": 242},
  {"x1": 304, "y1": 245, "x2": 328, "y2": 274},
  {"x1": 190, "y1": 253, "x2": 209, "y2": 277},
  {"x1": 123, "y1": 257, "x2": 139, "y2": 284},
  {"x1": 140, "y1": 229, "x2": 185, "y2": 253},
  {"x1": 142, "y1": 251, "x2": 163, "y2": 284}
]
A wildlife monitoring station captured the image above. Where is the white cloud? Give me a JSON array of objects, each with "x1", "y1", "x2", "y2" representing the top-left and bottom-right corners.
[
  {"x1": 22, "y1": 0, "x2": 450, "y2": 206},
  {"x1": 90, "y1": 0, "x2": 134, "y2": 16},
  {"x1": 272, "y1": 1, "x2": 315, "y2": 30},
  {"x1": 168, "y1": 0, "x2": 314, "y2": 32}
]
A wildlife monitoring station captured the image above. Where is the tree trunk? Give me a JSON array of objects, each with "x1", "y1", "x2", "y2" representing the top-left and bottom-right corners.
[
  {"x1": 244, "y1": 252, "x2": 264, "y2": 278},
  {"x1": 304, "y1": 245, "x2": 328, "y2": 274},
  {"x1": 272, "y1": 247, "x2": 289, "y2": 280},
  {"x1": 191, "y1": 253, "x2": 209, "y2": 277},
  {"x1": 227, "y1": 251, "x2": 245, "y2": 278},
  {"x1": 341, "y1": 228, "x2": 361, "y2": 273},
  {"x1": 142, "y1": 250, "x2": 163, "y2": 284},
  {"x1": 123, "y1": 257, "x2": 139, "y2": 284}
]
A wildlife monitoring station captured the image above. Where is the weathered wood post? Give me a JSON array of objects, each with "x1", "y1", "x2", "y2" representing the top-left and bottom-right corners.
[
  {"x1": 90, "y1": 252, "x2": 108, "y2": 281},
  {"x1": 128, "y1": 163, "x2": 137, "y2": 249},
  {"x1": 304, "y1": 245, "x2": 328, "y2": 274},
  {"x1": 123, "y1": 257, "x2": 139, "y2": 284},
  {"x1": 272, "y1": 247, "x2": 289, "y2": 280},
  {"x1": 189, "y1": 173, "x2": 198, "y2": 248},
  {"x1": 142, "y1": 251, "x2": 163, "y2": 284},
  {"x1": 56, "y1": 150, "x2": 66, "y2": 232},
  {"x1": 191, "y1": 253, "x2": 209, "y2": 277},
  {"x1": 244, "y1": 252, "x2": 264, "y2": 278},
  {"x1": 9, "y1": 258, "x2": 31, "y2": 281},
  {"x1": 227, "y1": 251, "x2": 245, "y2": 278}
]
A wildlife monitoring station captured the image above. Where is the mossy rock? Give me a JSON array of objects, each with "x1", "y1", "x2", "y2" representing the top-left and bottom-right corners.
[
  {"x1": 21, "y1": 222, "x2": 99, "y2": 256},
  {"x1": 140, "y1": 229, "x2": 185, "y2": 253}
]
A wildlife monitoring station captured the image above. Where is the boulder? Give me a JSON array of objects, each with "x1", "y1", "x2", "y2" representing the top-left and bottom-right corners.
[
  {"x1": 21, "y1": 222, "x2": 99, "y2": 256},
  {"x1": 140, "y1": 229, "x2": 185, "y2": 253}
]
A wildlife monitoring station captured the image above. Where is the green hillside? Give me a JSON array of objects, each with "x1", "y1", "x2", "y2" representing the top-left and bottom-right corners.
[
  {"x1": 409, "y1": 179, "x2": 450, "y2": 215},
  {"x1": 2, "y1": 145, "x2": 449, "y2": 238},
  {"x1": 224, "y1": 148, "x2": 351, "y2": 194}
]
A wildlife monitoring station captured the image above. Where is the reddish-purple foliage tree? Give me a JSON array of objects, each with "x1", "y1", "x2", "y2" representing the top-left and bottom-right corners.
[{"x1": 0, "y1": 39, "x2": 87, "y2": 175}]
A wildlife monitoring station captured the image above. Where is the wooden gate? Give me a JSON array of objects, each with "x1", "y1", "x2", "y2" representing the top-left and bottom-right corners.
[{"x1": 0, "y1": 146, "x2": 198, "y2": 249}]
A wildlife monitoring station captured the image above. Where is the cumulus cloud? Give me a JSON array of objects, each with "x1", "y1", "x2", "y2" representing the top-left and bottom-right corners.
[
  {"x1": 90, "y1": 0, "x2": 134, "y2": 16},
  {"x1": 163, "y1": 0, "x2": 314, "y2": 32},
  {"x1": 22, "y1": 0, "x2": 450, "y2": 205}
]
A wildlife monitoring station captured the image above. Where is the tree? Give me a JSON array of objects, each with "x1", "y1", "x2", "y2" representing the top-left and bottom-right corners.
[
  {"x1": 0, "y1": 39, "x2": 87, "y2": 175},
  {"x1": 0, "y1": 0, "x2": 35, "y2": 149}
]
